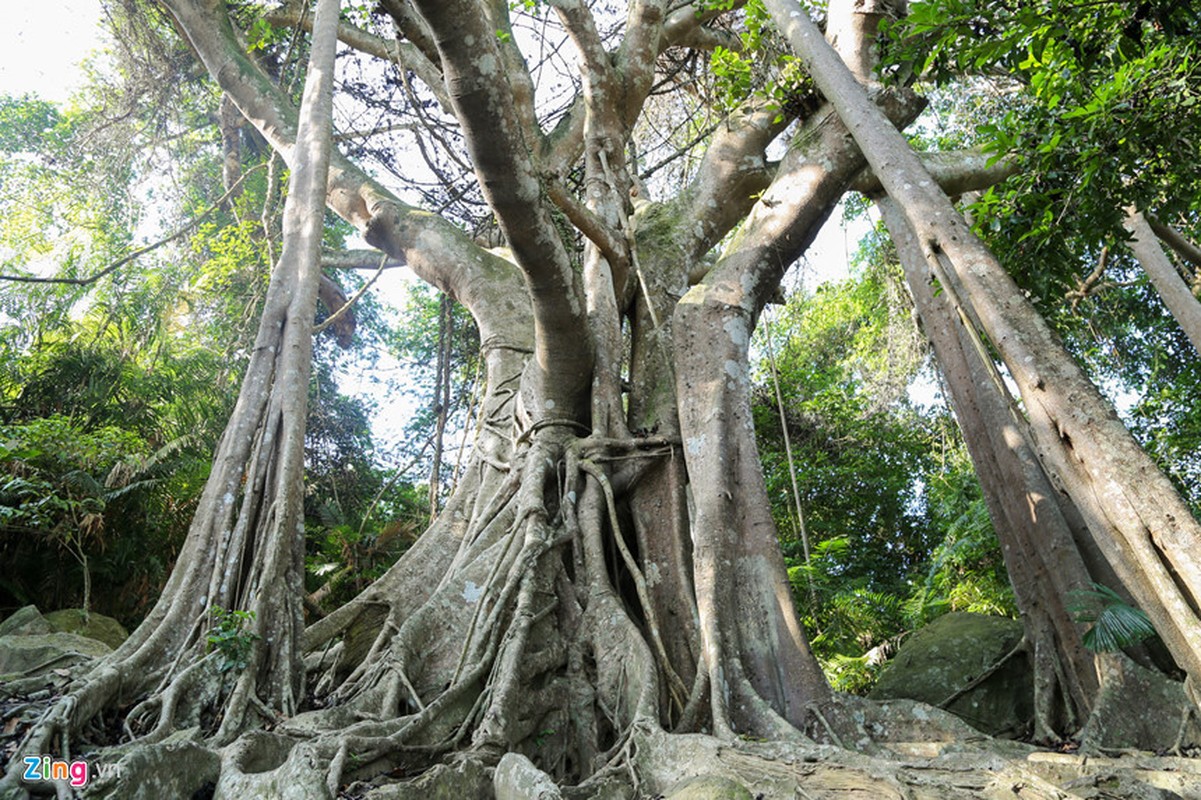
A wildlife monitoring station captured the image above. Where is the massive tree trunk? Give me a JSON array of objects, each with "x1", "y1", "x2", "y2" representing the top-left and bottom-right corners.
[
  {"x1": 837, "y1": 0, "x2": 1101, "y2": 742},
  {"x1": 2, "y1": 0, "x2": 343, "y2": 794}
]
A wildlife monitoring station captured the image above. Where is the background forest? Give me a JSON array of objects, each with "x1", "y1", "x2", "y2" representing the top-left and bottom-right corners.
[{"x1": 2, "y1": 0, "x2": 1200, "y2": 702}]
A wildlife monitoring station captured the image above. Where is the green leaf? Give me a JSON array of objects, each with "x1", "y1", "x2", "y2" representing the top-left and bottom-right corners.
[{"x1": 1069, "y1": 583, "x2": 1157, "y2": 652}]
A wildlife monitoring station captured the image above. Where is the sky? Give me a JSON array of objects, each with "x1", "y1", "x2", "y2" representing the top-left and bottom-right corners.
[{"x1": 0, "y1": 2, "x2": 104, "y2": 104}]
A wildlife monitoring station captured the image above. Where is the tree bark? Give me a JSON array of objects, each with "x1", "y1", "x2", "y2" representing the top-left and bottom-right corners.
[
  {"x1": 18, "y1": 2, "x2": 1201, "y2": 797},
  {"x1": 1125, "y1": 209, "x2": 1201, "y2": 357},
  {"x1": 673, "y1": 5, "x2": 924, "y2": 733},
  {"x1": 410, "y1": 0, "x2": 594, "y2": 422},
  {"x1": 0, "y1": 2, "x2": 345, "y2": 783}
]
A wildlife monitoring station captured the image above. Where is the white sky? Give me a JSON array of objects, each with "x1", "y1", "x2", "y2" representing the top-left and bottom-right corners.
[{"x1": 0, "y1": 2, "x2": 104, "y2": 103}]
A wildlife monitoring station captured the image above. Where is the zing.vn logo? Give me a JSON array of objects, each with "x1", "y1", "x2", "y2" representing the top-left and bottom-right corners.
[{"x1": 22, "y1": 756, "x2": 90, "y2": 788}]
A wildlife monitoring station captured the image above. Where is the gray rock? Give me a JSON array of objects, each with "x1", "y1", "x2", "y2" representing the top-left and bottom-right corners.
[
  {"x1": 0, "y1": 605, "x2": 53, "y2": 637},
  {"x1": 494, "y1": 753, "x2": 561, "y2": 800},
  {"x1": 664, "y1": 775, "x2": 755, "y2": 800},
  {"x1": 1079, "y1": 653, "x2": 1201, "y2": 753},
  {"x1": 82, "y1": 740, "x2": 220, "y2": 800},
  {"x1": 0, "y1": 632, "x2": 112, "y2": 678}
]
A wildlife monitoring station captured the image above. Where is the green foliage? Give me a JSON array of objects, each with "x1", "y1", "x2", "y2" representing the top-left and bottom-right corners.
[
  {"x1": 879, "y1": 2, "x2": 1201, "y2": 512},
  {"x1": 698, "y1": 0, "x2": 821, "y2": 120},
  {"x1": 0, "y1": 70, "x2": 420, "y2": 625},
  {"x1": 0, "y1": 83, "x2": 254, "y2": 619},
  {"x1": 787, "y1": 540, "x2": 907, "y2": 694},
  {"x1": 306, "y1": 498, "x2": 422, "y2": 609},
  {"x1": 903, "y1": 444, "x2": 1016, "y2": 628},
  {"x1": 1069, "y1": 583, "x2": 1157, "y2": 654},
  {"x1": 0, "y1": 416, "x2": 130, "y2": 541},
  {"x1": 245, "y1": 17, "x2": 285, "y2": 53},
  {"x1": 756, "y1": 246, "x2": 1017, "y2": 693},
  {"x1": 822, "y1": 652, "x2": 882, "y2": 696},
  {"x1": 885, "y1": 2, "x2": 1201, "y2": 286},
  {"x1": 385, "y1": 283, "x2": 481, "y2": 482},
  {"x1": 757, "y1": 260, "x2": 934, "y2": 581},
  {"x1": 0, "y1": 99, "x2": 133, "y2": 295},
  {"x1": 710, "y1": 46, "x2": 755, "y2": 113},
  {"x1": 885, "y1": 1, "x2": 1201, "y2": 260},
  {"x1": 0, "y1": 413, "x2": 203, "y2": 619},
  {"x1": 0, "y1": 95, "x2": 69, "y2": 153},
  {"x1": 206, "y1": 606, "x2": 259, "y2": 673}
]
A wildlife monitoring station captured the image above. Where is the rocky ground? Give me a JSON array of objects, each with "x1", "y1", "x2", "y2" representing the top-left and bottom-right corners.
[{"x1": 2, "y1": 607, "x2": 1198, "y2": 799}]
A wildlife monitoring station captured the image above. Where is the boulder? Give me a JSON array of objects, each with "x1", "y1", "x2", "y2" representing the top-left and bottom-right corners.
[
  {"x1": 81, "y1": 739, "x2": 220, "y2": 800},
  {"x1": 1078, "y1": 653, "x2": 1201, "y2": 753},
  {"x1": 494, "y1": 753, "x2": 561, "y2": 800},
  {"x1": 870, "y1": 612, "x2": 1032, "y2": 738},
  {"x1": 0, "y1": 605, "x2": 53, "y2": 637},
  {"x1": 43, "y1": 608, "x2": 129, "y2": 649},
  {"x1": 0, "y1": 632, "x2": 112, "y2": 678}
]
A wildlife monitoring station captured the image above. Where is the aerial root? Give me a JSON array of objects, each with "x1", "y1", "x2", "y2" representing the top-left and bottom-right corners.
[
  {"x1": 672, "y1": 663, "x2": 709, "y2": 733},
  {"x1": 1170, "y1": 676, "x2": 1199, "y2": 755},
  {"x1": 0, "y1": 671, "x2": 122, "y2": 795},
  {"x1": 291, "y1": 455, "x2": 568, "y2": 777},
  {"x1": 805, "y1": 702, "x2": 846, "y2": 749},
  {"x1": 579, "y1": 459, "x2": 690, "y2": 713},
  {"x1": 451, "y1": 506, "x2": 528, "y2": 684},
  {"x1": 236, "y1": 431, "x2": 686, "y2": 793},
  {"x1": 380, "y1": 654, "x2": 426, "y2": 716}
]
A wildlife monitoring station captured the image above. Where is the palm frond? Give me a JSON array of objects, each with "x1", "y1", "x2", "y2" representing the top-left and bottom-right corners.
[{"x1": 1069, "y1": 582, "x2": 1157, "y2": 652}]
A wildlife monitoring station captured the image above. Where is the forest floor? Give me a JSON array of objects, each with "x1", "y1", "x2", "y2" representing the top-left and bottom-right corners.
[
  {"x1": 3, "y1": 607, "x2": 1200, "y2": 799},
  {"x1": 3, "y1": 674, "x2": 1201, "y2": 798}
]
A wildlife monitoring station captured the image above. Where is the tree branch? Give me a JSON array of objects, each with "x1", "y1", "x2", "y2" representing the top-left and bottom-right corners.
[
  {"x1": 1065, "y1": 246, "x2": 1109, "y2": 310},
  {"x1": 411, "y1": 0, "x2": 594, "y2": 417},
  {"x1": 674, "y1": 104, "x2": 789, "y2": 266},
  {"x1": 544, "y1": 179, "x2": 627, "y2": 271},
  {"x1": 161, "y1": 0, "x2": 534, "y2": 357},
  {"x1": 850, "y1": 149, "x2": 1018, "y2": 198},
  {"x1": 1148, "y1": 217, "x2": 1201, "y2": 270},
  {"x1": 709, "y1": 91, "x2": 923, "y2": 310},
  {"x1": 618, "y1": 1, "x2": 671, "y2": 126},
  {"x1": 662, "y1": 2, "x2": 744, "y2": 51},
  {"x1": 1124, "y1": 209, "x2": 1201, "y2": 357},
  {"x1": 314, "y1": 260, "x2": 387, "y2": 340},
  {"x1": 377, "y1": 0, "x2": 439, "y2": 67},
  {"x1": 265, "y1": 5, "x2": 451, "y2": 113},
  {"x1": 321, "y1": 249, "x2": 405, "y2": 270}
]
